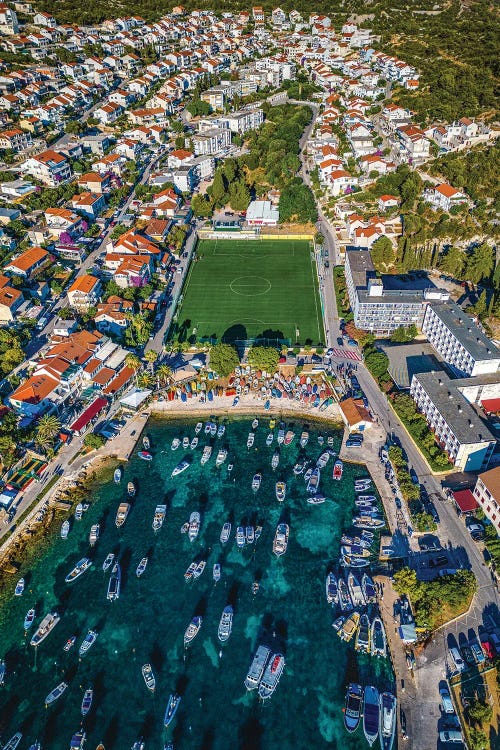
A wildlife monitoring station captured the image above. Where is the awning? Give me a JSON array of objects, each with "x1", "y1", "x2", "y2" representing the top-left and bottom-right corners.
[
  {"x1": 481, "y1": 398, "x2": 500, "y2": 414},
  {"x1": 119, "y1": 389, "x2": 151, "y2": 409},
  {"x1": 70, "y1": 397, "x2": 108, "y2": 433},
  {"x1": 452, "y1": 489, "x2": 478, "y2": 513}
]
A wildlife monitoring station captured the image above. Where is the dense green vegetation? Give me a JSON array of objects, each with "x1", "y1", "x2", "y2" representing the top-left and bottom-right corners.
[
  {"x1": 428, "y1": 142, "x2": 500, "y2": 208},
  {"x1": 208, "y1": 343, "x2": 240, "y2": 376},
  {"x1": 393, "y1": 566, "x2": 477, "y2": 630},
  {"x1": 391, "y1": 392, "x2": 451, "y2": 470}
]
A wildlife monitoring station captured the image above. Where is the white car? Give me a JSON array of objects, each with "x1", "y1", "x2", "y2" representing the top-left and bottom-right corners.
[{"x1": 439, "y1": 686, "x2": 455, "y2": 714}]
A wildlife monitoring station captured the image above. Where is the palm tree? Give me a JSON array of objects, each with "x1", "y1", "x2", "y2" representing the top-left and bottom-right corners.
[
  {"x1": 156, "y1": 364, "x2": 172, "y2": 388},
  {"x1": 145, "y1": 349, "x2": 158, "y2": 372},
  {"x1": 125, "y1": 353, "x2": 142, "y2": 372},
  {"x1": 36, "y1": 413, "x2": 61, "y2": 443},
  {"x1": 137, "y1": 372, "x2": 155, "y2": 389}
]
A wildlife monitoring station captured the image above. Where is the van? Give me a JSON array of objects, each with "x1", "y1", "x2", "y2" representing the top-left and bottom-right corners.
[
  {"x1": 449, "y1": 647, "x2": 467, "y2": 673},
  {"x1": 439, "y1": 687, "x2": 455, "y2": 714},
  {"x1": 438, "y1": 729, "x2": 463, "y2": 743}
]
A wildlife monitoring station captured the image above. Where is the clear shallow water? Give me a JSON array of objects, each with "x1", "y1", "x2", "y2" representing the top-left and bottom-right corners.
[{"x1": 0, "y1": 417, "x2": 394, "y2": 749}]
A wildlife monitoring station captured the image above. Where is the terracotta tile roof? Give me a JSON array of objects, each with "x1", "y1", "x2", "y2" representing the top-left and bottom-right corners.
[{"x1": 68, "y1": 274, "x2": 100, "y2": 294}]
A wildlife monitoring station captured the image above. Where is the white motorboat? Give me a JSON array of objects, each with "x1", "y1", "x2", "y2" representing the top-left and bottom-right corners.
[
  {"x1": 307, "y1": 468, "x2": 320, "y2": 494},
  {"x1": 89, "y1": 524, "x2": 99, "y2": 546},
  {"x1": 60, "y1": 520, "x2": 70, "y2": 539},
  {"x1": 190, "y1": 437, "x2": 198, "y2": 450},
  {"x1": 217, "y1": 605, "x2": 233, "y2": 642},
  {"x1": 379, "y1": 692, "x2": 397, "y2": 750},
  {"x1": 195, "y1": 422, "x2": 202, "y2": 434},
  {"x1": 326, "y1": 572, "x2": 339, "y2": 605},
  {"x1": 102, "y1": 553, "x2": 114, "y2": 572},
  {"x1": 200, "y1": 445, "x2": 212, "y2": 465},
  {"x1": 275, "y1": 481, "x2": 286, "y2": 502},
  {"x1": 45, "y1": 681, "x2": 67, "y2": 706},
  {"x1": 171, "y1": 438, "x2": 180, "y2": 450},
  {"x1": 251, "y1": 473, "x2": 262, "y2": 492},
  {"x1": 266, "y1": 432, "x2": 274, "y2": 446},
  {"x1": 188, "y1": 511, "x2": 200, "y2": 542},
  {"x1": 247, "y1": 432, "x2": 255, "y2": 449},
  {"x1": 220, "y1": 522, "x2": 231, "y2": 544}
]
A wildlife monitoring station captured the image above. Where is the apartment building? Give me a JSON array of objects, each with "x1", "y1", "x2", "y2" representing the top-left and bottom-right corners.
[
  {"x1": 0, "y1": 127, "x2": 33, "y2": 152},
  {"x1": 422, "y1": 300, "x2": 500, "y2": 377},
  {"x1": 22, "y1": 149, "x2": 72, "y2": 186},
  {"x1": 344, "y1": 248, "x2": 448, "y2": 335},
  {"x1": 473, "y1": 467, "x2": 500, "y2": 535},
  {"x1": 67, "y1": 274, "x2": 102, "y2": 311},
  {"x1": 410, "y1": 371, "x2": 496, "y2": 471},
  {"x1": 0, "y1": 4, "x2": 19, "y2": 34},
  {"x1": 192, "y1": 128, "x2": 231, "y2": 156}
]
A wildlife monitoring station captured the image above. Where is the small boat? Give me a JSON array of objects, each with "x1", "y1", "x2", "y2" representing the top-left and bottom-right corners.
[
  {"x1": 355, "y1": 613, "x2": 371, "y2": 653},
  {"x1": 361, "y1": 573, "x2": 377, "y2": 603},
  {"x1": 204, "y1": 422, "x2": 212, "y2": 434},
  {"x1": 277, "y1": 424, "x2": 285, "y2": 444},
  {"x1": 102, "y1": 553, "x2": 114, "y2": 572},
  {"x1": 75, "y1": 503, "x2": 84, "y2": 521},
  {"x1": 371, "y1": 617, "x2": 387, "y2": 658},
  {"x1": 213, "y1": 563, "x2": 221, "y2": 582},
  {"x1": 258, "y1": 652, "x2": 285, "y2": 700},
  {"x1": 266, "y1": 432, "x2": 274, "y2": 446},
  {"x1": 357, "y1": 495, "x2": 376, "y2": 503},
  {"x1": 107, "y1": 564, "x2": 121, "y2": 601},
  {"x1": 69, "y1": 732, "x2": 86, "y2": 750},
  {"x1": 379, "y1": 692, "x2": 397, "y2": 750},
  {"x1": 143, "y1": 436, "x2": 150, "y2": 450},
  {"x1": 252, "y1": 581, "x2": 260, "y2": 595},
  {"x1": 132, "y1": 742, "x2": 144, "y2": 750},
  {"x1": 184, "y1": 561, "x2": 197, "y2": 581},
  {"x1": 318, "y1": 435, "x2": 324, "y2": 445},
  {"x1": 338, "y1": 579, "x2": 352, "y2": 611},
  {"x1": 28, "y1": 742, "x2": 41, "y2": 750},
  {"x1": 341, "y1": 534, "x2": 372, "y2": 549},
  {"x1": 246, "y1": 432, "x2": 255, "y2": 449},
  {"x1": 300, "y1": 431, "x2": 309, "y2": 447},
  {"x1": 316, "y1": 451, "x2": 330, "y2": 469},
  {"x1": 344, "y1": 683, "x2": 363, "y2": 733},
  {"x1": 210, "y1": 422, "x2": 217, "y2": 437},
  {"x1": 171, "y1": 438, "x2": 180, "y2": 451},
  {"x1": 245, "y1": 645, "x2": 271, "y2": 690},
  {"x1": 304, "y1": 467, "x2": 313, "y2": 483},
  {"x1": 217, "y1": 424, "x2": 225, "y2": 438},
  {"x1": 307, "y1": 494, "x2": 326, "y2": 505},
  {"x1": 3, "y1": 734, "x2": 22, "y2": 750},
  {"x1": 114, "y1": 468, "x2": 122, "y2": 483},
  {"x1": 293, "y1": 461, "x2": 304, "y2": 475},
  {"x1": 284, "y1": 430, "x2": 294, "y2": 445},
  {"x1": 332, "y1": 616, "x2": 346, "y2": 632},
  {"x1": 227, "y1": 463, "x2": 234, "y2": 473},
  {"x1": 138, "y1": 451, "x2": 152, "y2": 461},
  {"x1": 252, "y1": 418, "x2": 259, "y2": 430},
  {"x1": 307, "y1": 468, "x2": 320, "y2": 494},
  {"x1": 81, "y1": 688, "x2": 93, "y2": 716},
  {"x1": 275, "y1": 481, "x2": 286, "y2": 502},
  {"x1": 65, "y1": 558, "x2": 92, "y2": 583},
  {"x1": 245, "y1": 526, "x2": 254, "y2": 544},
  {"x1": 153, "y1": 504, "x2": 167, "y2": 532},
  {"x1": 355, "y1": 479, "x2": 372, "y2": 490},
  {"x1": 127, "y1": 482, "x2": 136, "y2": 497},
  {"x1": 341, "y1": 544, "x2": 371, "y2": 559},
  {"x1": 188, "y1": 511, "x2": 200, "y2": 542},
  {"x1": 327, "y1": 435, "x2": 334, "y2": 446},
  {"x1": 218, "y1": 604, "x2": 234, "y2": 642},
  {"x1": 45, "y1": 681, "x2": 67, "y2": 706},
  {"x1": 14, "y1": 578, "x2": 25, "y2": 596},
  {"x1": 342, "y1": 555, "x2": 370, "y2": 568},
  {"x1": 195, "y1": 422, "x2": 202, "y2": 434},
  {"x1": 200, "y1": 445, "x2": 212, "y2": 465},
  {"x1": 184, "y1": 616, "x2": 202, "y2": 645},
  {"x1": 79, "y1": 629, "x2": 98, "y2": 657},
  {"x1": 60, "y1": 520, "x2": 70, "y2": 539},
  {"x1": 89, "y1": 524, "x2": 99, "y2": 546},
  {"x1": 182, "y1": 437, "x2": 189, "y2": 449},
  {"x1": 63, "y1": 636, "x2": 76, "y2": 651},
  {"x1": 273, "y1": 523, "x2": 289, "y2": 557},
  {"x1": 115, "y1": 502, "x2": 130, "y2": 528},
  {"x1": 190, "y1": 437, "x2": 198, "y2": 450},
  {"x1": 220, "y1": 522, "x2": 231, "y2": 544},
  {"x1": 172, "y1": 458, "x2": 191, "y2": 476},
  {"x1": 136, "y1": 557, "x2": 148, "y2": 577},
  {"x1": 363, "y1": 685, "x2": 380, "y2": 747},
  {"x1": 269, "y1": 418, "x2": 276, "y2": 429},
  {"x1": 0, "y1": 659, "x2": 5, "y2": 685},
  {"x1": 347, "y1": 572, "x2": 365, "y2": 606},
  {"x1": 142, "y1": 663, "x2": 156, "y2": 692},
  {"x1": 164, "y1": 693, "x2": 181, "y2": 726},
  {"x1": 192, "y1": 560, "x2": 206, "y2": 579},
  {"x1": 353, "y1": 516, "x2": 385, "y2": 530},
  {"x1": 333, "y1": 459, "x2": 343, "y2": 480},
  {"x1": 24, "y1": 608, "x2": 36, "y2": 630},
  {"x1": 325, "y1": 573, "x2": 338, "y2": 605},
  {"x1": 236, "y1": 527, "x2": 245, "y2": 548},
  {"x1": 339, "y1": 611, "x2": 360, "y2": 642},
  {"x1": 251, "y1": 472, "x2": 262, "y2": 492},
  {"x1": 215, "y1": 448, "x2": 227, "y2": 467},
  {"x1": 255, "y1": 525, "x2": 263, "y2": 540},
  {"x1": 271, "y1": 450, "x2": 280, "y2": 470},
  {"x1": 355, "y1": 499, "x2": 377, "y2": 509}
]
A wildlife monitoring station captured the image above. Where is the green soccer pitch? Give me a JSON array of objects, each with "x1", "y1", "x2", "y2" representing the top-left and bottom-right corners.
[{"x1": 174, "y1": 238, "x2": 325, "y2": 346}]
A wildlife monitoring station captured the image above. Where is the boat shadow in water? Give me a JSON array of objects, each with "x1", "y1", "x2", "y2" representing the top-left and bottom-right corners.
[
  {"x1": 227, "y1": 581, "x2": 242, "y2": 608},
  {"x1": 149, "y1": 640, "x2": 166, "y2": 672},
  {"x1": 82, "y1": 668, "x2": 107, "y2": 734},
  {"x1": 97, "y1": 505, "x2": 111, "y2": 536},
  {"x1": 199, "y1": 725, "x2": 216, "y2": 750},
  {"x1": 118, "y1": 546, "x2": 133, "y2": 592},
  {"x1": 189, "y1": 594, "x2": 209, "y2": 620},
  {"x1": 259, "y1": 613, "x2": 288, "y2": 655},
  {"x1": 238, "y1": 715, "x2": 265, "y2": 750},
  {"x1": 102, "y1": 713, "x2": 120, "y2": 747}
]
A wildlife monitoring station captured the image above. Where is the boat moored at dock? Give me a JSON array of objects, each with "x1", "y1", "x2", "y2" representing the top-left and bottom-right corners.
[
  {"x1": 258, "y1": 652, "x2": 285, "y2": 700},
  {"x1": 244, "y1": 645, "x2": 271, "y2": 690},
  {"x1": 379, "y1": 692, "x2": 397, "y2": 750},
  {"x1": 344, "y1": 683, "x2": 363, "y2": 733},
  {"x1": 363, "y1": 685, "x2": 380, "y2": 747}
]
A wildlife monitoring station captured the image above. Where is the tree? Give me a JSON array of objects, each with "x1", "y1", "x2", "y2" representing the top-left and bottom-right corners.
[
  {"x1": 186, "y1": 99, "x2": 211, "y2": 117},
  {"x1": 465, "y1": 242, "x2": 495, "y2": 284},
  {"x1": 371, "y1": 236, "x2": 395, "y2": 270},
  {"x1": 229, "y1": 180, "x2": 251, "y2": 212},
  {"x1": 58, "y1": 306, "x2": 74, "y2": 320},
  {"x1": 468, "y1": 730, "x2": 489, "y2": 750},
  {"x1": 473, "y1": 289, "x2": 488, "y2": 318},
  {"x1": 156, "y1": 364, "x2": 172, "y2": 387},
  {"x1": 144, "y1": 349, "x2": 158, "y2": 371},
  {"x1": 65, "y1": 120, "x2": 83, "y2": 135},
  {"x1": 191, "y1": 193, "x2": 214, "y2": 217},
  {"x1": 125, "y1": 353, "x2": 142, "y2": 371},
  {"x1": 209, "y1": 343, "x2": 239, "y2": 376},
  {"x1": 391, "y1": 324, "x2": 417, "y2": 343},
  {"x1": 247, "y1": 346, "x2": 280, "y2": 372},
  {"x1": 468, "y1": 699, "x2": 492, "y2": 726},
  {"x1": 211, "y1": 171, "x2": 227, "y2": 205},
  {"x1": 393, "y1": 567, "x2": 420, "y2": 598},
  {"x1": 438, "y1": 246, "x2": 464, "y2": 278},
  {"x1": 35, "y1": 413, "x2": 61, "y2": 450},
  {"x1": 83, "y1": 433, "x2": 106, "y2": 449},
  {"x1": 137, "y1": 372, "x2": 155, "y2": 389}
]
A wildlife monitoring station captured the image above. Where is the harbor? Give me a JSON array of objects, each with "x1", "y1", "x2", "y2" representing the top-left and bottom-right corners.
[{"x1": 0, "y1": 416, "x2": 393, "y2": 749}]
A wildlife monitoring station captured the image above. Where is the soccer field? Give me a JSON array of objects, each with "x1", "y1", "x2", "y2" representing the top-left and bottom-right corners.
[{"x1": 175, "y1": 238, "x2": 325, "y2": 346}]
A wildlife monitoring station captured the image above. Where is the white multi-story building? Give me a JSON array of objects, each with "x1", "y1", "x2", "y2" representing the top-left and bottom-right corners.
[
  {"x1": 410, "y1": 371, "x2": 496, "y2": 471},
  {"x1": 422, "y1": 301, "x2": 500, "y2": 377},
  {"x1": 192, "y1": 128, "x2": 231, "y2": 156},
  {"x1": 0, "y1": 3, "x2": 19, "y2": 33},
  {"x1": 473, "y1": 467, "x2": 500, "y2": 535},
  {"x1": 22, "y1": 149, "x2": 72, "y2": 186}
]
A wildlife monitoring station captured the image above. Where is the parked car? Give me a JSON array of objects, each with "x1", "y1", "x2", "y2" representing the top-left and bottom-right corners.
[
  {"x1": 439, "y1": 686, "x2": 455, "y2": 714},
  {"x1": 337, "y1": 337, "x2": 343, "y2": 346},
  {"x1": 347, "y1": 338, "x2": 358, "y2": 346},
  {"x1": 470, "y1": 641, "x2": 485, "y2": 664},
  {"x1": 395, "y1": 497, "x2": 402, "y2": 509},
  {"x1": 466, "y1": 519, "x2": 484, "y2": 540},
  {"x1": 449, "y1": 647, "x2": 467, "y2": 673},
  {"x1": 429, "y1": 555, "x2": 448, "y2": 568},
  {"x1": 438, "y1": 729, "x2": 463, "y2": 743},
  {"x1": 346, "y1": 439, "x2": 362, "y2": 448},
  {"x1": 427, "y1": 502, "x2": 440, "y2": 524}
]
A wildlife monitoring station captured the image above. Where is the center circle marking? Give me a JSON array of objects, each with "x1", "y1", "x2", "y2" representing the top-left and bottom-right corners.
[{"x1": 230, "y1": 276, "x2": 272, "y2": 297}]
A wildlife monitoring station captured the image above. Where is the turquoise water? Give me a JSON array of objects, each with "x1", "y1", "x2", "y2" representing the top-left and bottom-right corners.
[{"x1": 0, "y1": 418, "x2": 394, "y2": 749}]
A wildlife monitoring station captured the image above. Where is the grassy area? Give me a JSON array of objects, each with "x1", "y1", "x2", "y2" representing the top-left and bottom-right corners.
[
  {"x1": 450, "y1": 666, "x2": 499, "y2": 750},
  {"x1": 390, "y1": 397, "x2": 452, "y2": 473},
  {"x1": 175, "y1": 239, "x2": 324, "y2": 345},
  {"x1": 333, "y1": 266, "x2": 353, "y2": 322}
]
